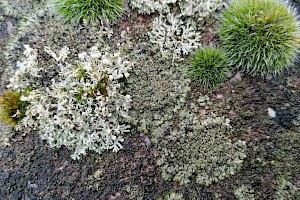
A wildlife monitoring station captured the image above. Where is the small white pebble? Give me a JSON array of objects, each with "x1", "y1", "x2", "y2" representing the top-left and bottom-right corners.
[{"x1": 268, "y1": 108, "x2": 276, "y2": 118}]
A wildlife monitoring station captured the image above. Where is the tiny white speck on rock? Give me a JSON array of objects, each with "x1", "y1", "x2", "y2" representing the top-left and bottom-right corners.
[{"x1": 268, "y1": 108, "x2": 276, "y2": 118}]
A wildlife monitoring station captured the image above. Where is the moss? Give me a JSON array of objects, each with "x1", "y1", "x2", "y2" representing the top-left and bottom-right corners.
[
  {"x1": 53, "y1": 0, "x2": 124, "y2": 25},
  {"x1": 0, "y1": 90, "x2": 29, "y2": 125},
  {"x1": 188, "y1": 47, "x2": 231, "y2": 91},
  {"x1": 219, "y1": 0, "x2": 300, "y2": 76}
]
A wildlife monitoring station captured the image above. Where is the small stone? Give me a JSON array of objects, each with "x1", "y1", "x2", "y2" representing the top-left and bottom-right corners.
[
  {"x1": 28, "y1": 181, "x2": 38, "y2": 189},
  {"x1": 199, "y1": 109, "x2": 207, "y2": 116},
  {"x1": 228, "y1": 110, "x2": 237, "y2": 119},
  {"x1": 284, "y1": 103, "x2": 290, "y2": 107},
  {"x1": 230, "y1": 71, "x2": 242, "y2": 82},
  {"x1": 266, "y1": 74, "x2": 273, "y2": 80},
  {"x1": 6, "y1": 21, "x2": 13, "y2": 33},
  {"x1": 216, "y1": 94, "x2": 223, "y2": 99},
  {"x1": 268, "y1": 108, "x2": 276, "y2": 118},
  {"x1": 144, "y1": 136, "x2": 151, "y2": 146}
]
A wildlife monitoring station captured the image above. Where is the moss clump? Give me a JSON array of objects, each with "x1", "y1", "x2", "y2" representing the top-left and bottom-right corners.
[
  {"x1": 53, "y1": 0, "x2": 124, "y2": 24},
  {"x1": 219, "y1": 0, "x2": 300, "y2": 76},
  {"x1": 188, "y1": 47, "x2": 230, "y2": 91},
  {"x1": 0, "y1": 90, "x2": 29, "y2": 125}
]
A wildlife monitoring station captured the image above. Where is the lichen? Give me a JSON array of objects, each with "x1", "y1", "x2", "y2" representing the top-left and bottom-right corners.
[
  {"x1": 0, "y1": 121, "x2": 13, "y2": 147},
  {"x1": 4, "y1": 11, "x2": 113, "y2": 80},
  {"x1": 123, "y1": 47, "x2": 191, "y2": 133},
  {"x1": 154, "y1": 107, "x2": 247, "y2": 186},
  {"x1": 9, "y1": 45, "x2": 132, "y2": 159},
  {"x1": 130, "y1": 0, "x2": 224, "y2": 17},
  {"x1": 138, "y1": 0, "x2": 226, "y2": 60},
  {"x1": 157, "y1": 192, "x2": 185, "y2": 200},
  {"x1": 0, "y1": 0, "x2": 49, "y2": 18},
  {"x1": 234, "y1": 184, "x2": 256, "y2": 200},
  {"x1": 275, "y1": 178, "x2": 300, "y2": 200},
  {"x1": 149, "y1": 13, "x2": 201, "y2": 60}
]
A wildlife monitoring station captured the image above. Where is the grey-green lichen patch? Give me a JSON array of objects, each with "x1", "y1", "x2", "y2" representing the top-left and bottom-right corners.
[
  {"x1": 275, "y1": 178, "x2": 300, "y2": 200},
  {"x1": 126, "y1": 184, "x2": 144, "y2": 200},
  {"x1": 157, "y1": 192, "x2": 184, "y2": 200},
  {"x1": 154, "y1": 107, "x2": 247, "y2": 186},
  {"x1": 0, "y1": 0, "x2": 49, "y2": 18},
  {"x1": 123, "y1": 48, "x2": 191, "y2": 133},
  {"x1": 292, "y1": 113, "x2": 300, "y2": 132},
  {"x1": 0, "y1": 121, "x2": 13, "y2": 146},
  {"x1": 234, "y1": 184, "x2": 255, "y2": 200}
]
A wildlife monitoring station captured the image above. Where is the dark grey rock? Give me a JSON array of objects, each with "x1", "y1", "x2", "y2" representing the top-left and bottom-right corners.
[{"x1": 0, "y1": 171, "x2": 9, "y2": 184}]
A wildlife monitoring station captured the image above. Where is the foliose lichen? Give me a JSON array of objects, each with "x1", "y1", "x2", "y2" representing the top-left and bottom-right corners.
[
  {"x1": 0, "y1": 0, "x2": 49, "y2": 18},
  {"x1": 123, "y1": 48, "x2": 191, "y2": 133},
  {"x1": 0, "y1": 121, "x2": 13, "y2": 147},
  {"x1": 234, "y1": 184, "x2": 256, "y2": 200},
  {"x1": 275, "y1": 178, "x2": 300, "y2": 199},
  {"x1": 154, "y1": 107, "x2": 247, "y2": 186}
]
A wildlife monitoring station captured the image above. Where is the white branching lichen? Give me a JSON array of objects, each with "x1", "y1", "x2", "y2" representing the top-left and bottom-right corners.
[
  {"x1": 149, "y1": 13, "x2": 202, "y2": 60},
  {"x1": 130, "y1": 0, "x2": 177, "y2": 14},
  {"x1": 130, "y1": 0, "x2": 225, "y2": 60},
  {"x1": 9, "y1": 45, "x2": 132, "y2": 159}
]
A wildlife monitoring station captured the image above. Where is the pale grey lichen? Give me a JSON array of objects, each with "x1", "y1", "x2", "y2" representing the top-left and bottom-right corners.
[
  {"x1": 0, "y1": 121, "x2": 13, "y2": 147},
  {"x1": 133, "y1": 0, "x2": 226, "y2": 60},
  {"x1": 154, "y1": 108, "x2": 247, "y2": 186},
  {"x1": 292, "y1": 113, "x2": 300, "y2": 132},
  {"x1": 9, "y1": 45, "x2": 132, "y2": 159},
  {"x1": 130, "y1": 0, "x2": 224, "y2": 16},
  {"x1": 0, "y1": 0, "x2": 49, "y2": 18},
  {"x1": 157, "y1": 192, "x2": 185, "y2": 200},
  {"x1": 234, "y1": 184, "x2": 256, "y2": 200},
  {"x1": 275, "y1": 178, "x2": 300, "y2": 200},
  {"x1": 149, "y1": 13, "x2": 201, "y2": 60},
  {"x1": 130, "y1": 0, "x2": 177, "y2": 14},
  {"x1": 178, "y1": 0, "x2": 225, "y2": 22},
  {"x1": 4, "y1": 11, "x2": 113, "y2": 79}
]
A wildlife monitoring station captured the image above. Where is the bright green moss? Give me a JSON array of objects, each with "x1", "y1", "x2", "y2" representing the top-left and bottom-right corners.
[
  {"x1": 219, "y1": 0, "x2": 300, "y2": 76},
  {"x1": 0, "y1": 90, "x2": 29, "y2": 125},
  {"x1": 188, "y1": 47, "x2": 230, "y2": 91},
  {"x1": 54, "y1": 0, "x2": 124, "y2": 24}
]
